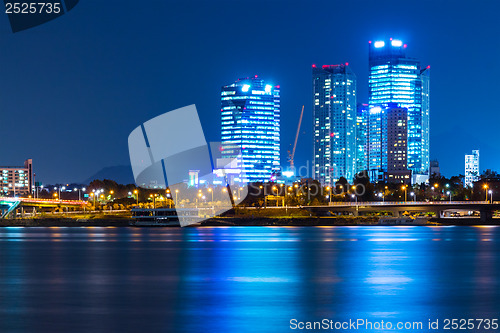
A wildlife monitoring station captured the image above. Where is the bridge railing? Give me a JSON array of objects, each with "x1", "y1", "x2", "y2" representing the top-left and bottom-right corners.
[
  {"x1": 326, "y1": 201, "x2": 490, "y2": 207},
  {"x1": 0, "y1": 197, "x2": 87, "y2": 206}
]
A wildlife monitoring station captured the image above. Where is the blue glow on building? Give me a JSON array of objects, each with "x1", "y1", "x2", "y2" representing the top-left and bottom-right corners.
[
  {"x1": 356, "y1": 103, "x2": 369, "y2": 175},
  {"x1": 368, "y1": 39, "x2": 430, "y2": 183},
  {"x1": 220, "y1": 77, "x2": 280, "y2": 183},
  {"x1": 313, "y1": 64, "x2": 357, "y2": 184}
]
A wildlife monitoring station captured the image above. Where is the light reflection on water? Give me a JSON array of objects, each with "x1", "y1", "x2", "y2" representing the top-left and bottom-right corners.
[{"x1": 0, "y1": 226, "x2": 499, "y2": 332}]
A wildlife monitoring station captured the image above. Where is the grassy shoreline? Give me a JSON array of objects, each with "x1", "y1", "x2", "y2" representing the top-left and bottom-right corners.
[{"x1": 0, "y1": 215, "x2": 495, "y2": 227}]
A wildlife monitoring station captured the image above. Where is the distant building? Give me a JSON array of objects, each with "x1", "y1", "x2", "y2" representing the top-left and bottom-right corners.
[
  {"x1": 430, "y1": 160, "x2": 440, "y2": 177},
  {"x1": 366, "y1": 105, "x2": 387, "y2": 182},
  {"x1": 220, "y1": 76, "x2": 280, "y2": 183},
  {"x1": 465, "y1": 150, "x2": 480, "y2": 187},
  {"x1": 355, "y1": 103, "x2": 368, "y2": 175},
  {"x1": 188, "y1": 170, "x2": 199, "y2": 187},
  {"x1": 366, "y1": 104, "x2": 411, "y2": 183},
  {"x1": 368, "y1": 38, "x2": 430, "y2": 184},
  {"x1": 386, "y1": 107, "x2": 411, "y2": 184},
  {"x1": 312, "y1": 64, "x2": 357, "y2": 185},
  {"x1": 0, "y1": 159, "x2": 33, "y2": 197}
]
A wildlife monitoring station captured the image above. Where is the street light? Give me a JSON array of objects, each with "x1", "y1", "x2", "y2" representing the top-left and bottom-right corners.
[
  {"x1": 133, "y1": 189, "x2": 138, "y2": 205},
  {"x1": 207, "y1": 187, "x2": 213, "y2": 202},
  {"x1": 489, "y1": 190, "x2": 493, "y2": 204},
  {"x1": 402, "y1": 185, "x2": 407, "y2": 202},
  {"x1": 196, "y1": 192, "x2": 202, "y2": 208},
  {"x1": 446, "y1": 191, "x2": 451, "y2": 203},
  {"x1": 326, "y1": 186, "x2": 332, "y2": 204},
  {"x1": 175, "y1": 189, "x2": 179, "y2": 207},
  {"x1": 410, "y1": 192, "x2": 415, "y2": 202},
  {"x1": 150, "y1": 194, "x2": 158, "y2": 209},
  {"x1": 75, "y1": 187, "x2": 86, "y2": 201},
  {"x1": 484, "y1": 184, "x2": 489, "y2": 202},
  {"x1": 54, "y1": 186, "x2": 65, "y2": 200},
  {"x1": 378, "y1": 192, "x2": 384, "y2": 202},
  {"x1": 272, "y1": 186, "x2": 278, "y2": 207}
]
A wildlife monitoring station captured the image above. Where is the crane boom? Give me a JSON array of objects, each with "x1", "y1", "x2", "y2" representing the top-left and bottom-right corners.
[{"x1": 290, "y1": 105, "x2": 304, "y2": 169}]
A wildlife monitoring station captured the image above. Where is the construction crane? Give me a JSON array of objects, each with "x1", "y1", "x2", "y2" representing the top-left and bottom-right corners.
[{"x1": 288, "y1": 105, "x2": 304, "y2": 170}]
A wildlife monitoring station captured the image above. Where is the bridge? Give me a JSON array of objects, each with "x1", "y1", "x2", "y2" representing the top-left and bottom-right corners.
[
  {"x1": 0, "y1": 197, "x2": 87, "y2": 218},
  {"x1": 304, "y1": 201, "x2": 500, "y2": 222}
]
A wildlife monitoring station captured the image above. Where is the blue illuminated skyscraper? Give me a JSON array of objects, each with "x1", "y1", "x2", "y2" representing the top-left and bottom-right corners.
[
  {"x1": 355, "y1": 103, "x2": 368, "y2": 174},
  {"x1": 313, "y1": 64, "x2": 357, "y2": 185},
  {"x1": 368, "y1": 39, "x2": 430, "y2": 184},
  {"x1": 220, "y1": 76, "x2": 280, "y2": 183}
]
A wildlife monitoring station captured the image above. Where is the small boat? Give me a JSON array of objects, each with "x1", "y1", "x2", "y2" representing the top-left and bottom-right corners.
[
  {"x1": 130, "y1": 207, "x2": 202, "y2": 226},
  {"x1": 378, "y1": 216, "x2": 430, "y2": 226}
]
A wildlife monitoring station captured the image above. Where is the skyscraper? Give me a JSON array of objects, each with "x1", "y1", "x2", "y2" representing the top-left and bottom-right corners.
[
  {"x1": 368, "y1": 39, "x2": 430, "y2": 184},
  {"x1": 220, "y1": 76, "x2": 280, "y2": 183},
  {"x1": 465, "y1": 150, "x2": 480, "y2": 188},
  {"x1": 386, "y1": 106, "x2": 411, "y2": 184},
  {"x1": 366, "y1": 105, "x2": 387, "y2": 181},
  {"x1": 355, "y1": 103, "x2": 368, "y2": 174},
  {"x1": 312, "y1": 64, "x2": 357, "y2": 185}
]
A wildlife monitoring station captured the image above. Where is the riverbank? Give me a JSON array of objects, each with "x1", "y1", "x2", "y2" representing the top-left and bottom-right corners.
[{"x1": 0, "y1": 216, "x2": 497, "y2": 227}]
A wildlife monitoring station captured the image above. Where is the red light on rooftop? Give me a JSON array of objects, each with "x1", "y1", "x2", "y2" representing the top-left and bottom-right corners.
[
  {"x1": 368, "y1": 40, "x2": 372, "y2": 44},
  {"x1": 322, "y1": 65, "x2": 328, "y2": 69},
  {"x1": 404, "y1": 44, "x2": 407, "y2": 48},
  {"x1": 427, "y1": 65, "x2": 431, "y2": 69},
  {"x1": 390, "y1": 38, "x2": 393, "y2": 40},
  {"x1": 345, "y1": 62, "x2": 349, "y2": 66},
  {"x1": 312, "y1": 64, "x2": 316, "y2": 68},
  {"x1": 330, "y1": 133, "x2": 334, "y2": 137},
  {"x1": 254, "y1": 75, "x2": 258, "y2": 78},
  {"x1": 276, "y1": 85, "x2": 280, "y2": 88}
]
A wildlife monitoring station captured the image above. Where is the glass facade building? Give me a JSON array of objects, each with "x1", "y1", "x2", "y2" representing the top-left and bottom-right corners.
[
  {"x1": 465, "y1": 150, "x2": 480, "y2": 188},
  {"x1": 355, "y1": 103, "x2": 368, "y2": 175},
  {"x1": 1, "y1": 159, "x2": 33, "y2": 196},
  {"x1": 220, "y1": 76, "x2": 280, "y2": 183},
  {"x1": 366, "y1": 105, "x2": 387, "y2": 181},
  {"x1": 368, "y1": 39, "x2": 430, "y2": 183},
  {"x1": 313, "y1": 64, "x2": 357, "y2": 185}
]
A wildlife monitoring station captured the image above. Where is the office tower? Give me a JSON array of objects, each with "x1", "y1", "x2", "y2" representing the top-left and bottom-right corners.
[
  {"x1": 312, "y1": 64, "x2": 357, "y2": 185},
  {"x1": 355, "y1": 103, "x2": 368, "y2": 175},
  {"x1": 220, "y1": 76, "x2": 280, "y2": 183},
  {"x1": 1, "y1": 159, "x2": 33, "y2": 196},
  {"x1": 366, "y1": 105, "x2": 387, "y2": 181},
  {"x1": 368, "y1": 39, "x2": 430, "y2": 184},
  {"x1": 465, "y1": 150, "x2": 480, "y2": 188},
  {"x1": 386, "y1": 107, "x2": 411, "y2": 184},
  {"x1": 430, "y1": 160, "x2": 440, "y2": 177}
]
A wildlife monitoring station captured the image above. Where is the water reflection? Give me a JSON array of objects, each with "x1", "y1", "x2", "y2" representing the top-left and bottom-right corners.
[{"x1": 0, "y1": 226, "x2": 498, "y2": 332}]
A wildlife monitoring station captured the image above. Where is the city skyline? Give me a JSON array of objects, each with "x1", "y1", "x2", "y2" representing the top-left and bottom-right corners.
[{"x1": 0, "y1": 0, "x2": 498, "y2": 183}]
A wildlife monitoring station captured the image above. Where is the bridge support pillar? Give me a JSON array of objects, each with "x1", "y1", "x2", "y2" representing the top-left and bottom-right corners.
[
  {"x1": 480, "y1": 209, "x2": 493, "y2": 223},
  {"x1": 390, "y1": 210, "x2": 403, "y2": 217}
]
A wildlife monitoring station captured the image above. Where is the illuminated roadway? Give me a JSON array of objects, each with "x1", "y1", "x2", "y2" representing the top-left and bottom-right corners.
[
  {"x1": 303, "y1": 201, "x2": 500, "y2": 221},
  {"x1": 0, "y1": 197, "x2": 87, "y2": 218}
]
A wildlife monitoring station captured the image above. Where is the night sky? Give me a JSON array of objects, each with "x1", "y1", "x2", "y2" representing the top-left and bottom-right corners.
[{"x1": 0, "y1": 0, "x2": 498, "y2": 183}]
